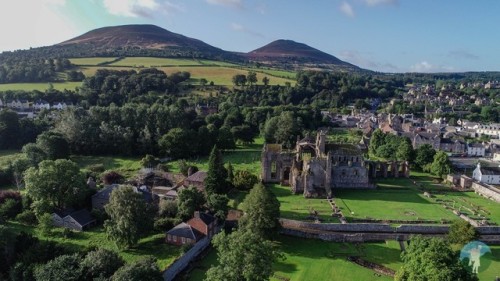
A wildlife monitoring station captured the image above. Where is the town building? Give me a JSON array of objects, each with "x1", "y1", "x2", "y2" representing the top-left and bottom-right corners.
[{"x1": 472, "y1": 163, "x2": 500, "y2": 185}]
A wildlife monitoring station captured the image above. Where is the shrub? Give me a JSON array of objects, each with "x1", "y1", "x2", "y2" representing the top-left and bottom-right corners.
[
  {"x1": 153, "y1": 217, "x2": 180, "y2": 232},
  {"x1": 101, "y1": 171, "x2": 124, "y2": 185},
  {"x1": 16, "y1": 210, "x2": 37, "y2": 225},
  {"x1": 0, "y1": 198, "x2": 22, "y2": 219}
]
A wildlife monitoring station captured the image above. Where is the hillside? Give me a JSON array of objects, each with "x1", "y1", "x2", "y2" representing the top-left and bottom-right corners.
[
  {"x1": 246, "y1": 39, "x2": 361, "y2": 71},
  {"x1": 59, "y1": 24, "x2": 222, "y2": 53}
]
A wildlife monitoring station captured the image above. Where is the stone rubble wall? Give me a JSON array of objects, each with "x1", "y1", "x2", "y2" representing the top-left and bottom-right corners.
[{"x1": 471, "y1": 182, "x2": 500, "y2": 203}]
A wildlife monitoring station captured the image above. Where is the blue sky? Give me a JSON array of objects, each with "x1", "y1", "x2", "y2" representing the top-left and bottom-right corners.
[{"x1": 1, "y1": 0, "x2": 499, "y2": 73}]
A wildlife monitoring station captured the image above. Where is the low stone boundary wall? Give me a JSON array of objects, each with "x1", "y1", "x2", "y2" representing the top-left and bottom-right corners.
[
  {"x1": 347, "y1": 256, "x2": 396, "y2": 277},
  {"x1": 163, "y1": 237, "x2": 211, "y2": 281},
  {"x1": 471, "y1": 182, "x2": 500, "y2": 203}
]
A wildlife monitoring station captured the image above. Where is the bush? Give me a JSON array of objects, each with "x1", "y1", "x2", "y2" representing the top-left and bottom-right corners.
[
  {"x1": 37, "y1": 213, "x2": 54, "y2": 236},
  {"x1": 101, "y1": 171, "x2": 124, "y2": 185},
  {"x1": 233, "y1": 170, "x2": 258, "y2": 190},
  {"x1": 16, "y1": 210, "x2": 37, "y2": 225},
  {"x1": 158, "y1": 200, "x2": 178, "y2": 218},
  {"x1": 91, "y1": 209, "x2": 109, "y2": 225},
  {"x1": 62, "y1": 228, "x2": 74, "y2": 239},
  {"x1": 88, "y1": 164, "x2": 106, "y2": 174},
  {"x1": 180, "y1": 244, "x2": 193, "y2": 254},
  {"x1": 0, "y1": 190, "x2": 21, "y2": 204},
  {"x1": 154, "y1": 217, "x2": 180, "y2": 232},
  {"x1": 0, "y1": 198, "x2": 22, "y2": 219}
]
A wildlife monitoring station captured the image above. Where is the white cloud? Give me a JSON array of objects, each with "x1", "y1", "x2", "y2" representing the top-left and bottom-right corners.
[
  {"x1": 340, "y1": 50, "x2": 400, "y2": 72},
  {"x1": 0, "y1": 0, "x2": 77, "y2": 51},
  {"x1": 410, "y1": 61, "x2": 455, "y2": 73},
  {"x1": 102, "y1": 0, "x2": 181, "y2": 18},
  {"x1": 206, "y1": 0, "x2": 243, "y2": 9},
  {"x1": 231, "y1": 23, "x2": 265, "y2": 38},
  {"x1": 339, "y1": 1, "x2": 355, "y2": 17},
  {"x1": 364, "y1": 0, "x2": 398, "y2": 6}
]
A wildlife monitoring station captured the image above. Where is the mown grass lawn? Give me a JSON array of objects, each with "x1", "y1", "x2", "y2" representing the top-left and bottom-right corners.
[
  {"x1": 186, "y1": 236, "x2": 402, "y2": 281},
  {"x1": 270, "y1": 184, "x2": 339, "y2": 223},
  {"x1": 167, "y1": 138, "x2": 263, "y2": 176},
  {"x1": 6, "y1": 221, "x2": 180, "y2": 270},
  {"x1": 334, "y1": 177, "x2": 457, "y2": 222}
]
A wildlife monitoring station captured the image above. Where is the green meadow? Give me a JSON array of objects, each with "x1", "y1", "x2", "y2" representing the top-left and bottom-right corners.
[{"x1": 0, "y1": 82, "x2": 82, "y2": 91}]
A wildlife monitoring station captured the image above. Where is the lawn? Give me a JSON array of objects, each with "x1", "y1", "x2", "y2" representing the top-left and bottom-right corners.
[
  {"x1": 167, "y1": 138, "x2": 263, "y2": 176},
  {"x1": 270, "y1": 184, "x2": 340, "y2": 223},
  {"x1": 70, "y1": 155, "x2": 143, "y2": 178},
  {"x1": 0, "y1": 82, "x2": 82, "y2": 91},
  {"x1": 6, "y1": 222, "x2": 180, "y2": 270},
  {"x1": 478, "y1": 245, "x2": 500, "y2": 281},
  {"x1": 186, "y1": 236, "x2": 402, "y2": 281},
  {"x1": 334, "y1": 177, "x2": 458, "y2": 222},
  {"x1": 69, "y1": 57, "x2": 118, "y2": 66}
]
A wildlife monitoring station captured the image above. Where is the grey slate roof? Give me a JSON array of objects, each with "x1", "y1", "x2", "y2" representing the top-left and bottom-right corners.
[
  {"x1": 166, "y1": 222, "x2": 204, "y2": 240},
  {"x1": 92, "y1": 184, "x2": 120, "y2": 200},
  {"x1": 185, "y1": 171, "x2": 207, "y2": 183},
  {"x1": 67, "y1": 209, "x2": 95, "y2": 227}
]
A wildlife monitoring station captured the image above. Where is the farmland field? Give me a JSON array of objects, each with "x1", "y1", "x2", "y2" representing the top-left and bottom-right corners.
[
  {"x1": 0, "y1": 82, "x2": 82, "y2": 91},
  {"x1": 110, "y1": 57, "x2": 204, "y2": 67},
  {"x1": 69, "y1": 57, "x2": 118, "y2": 66}
]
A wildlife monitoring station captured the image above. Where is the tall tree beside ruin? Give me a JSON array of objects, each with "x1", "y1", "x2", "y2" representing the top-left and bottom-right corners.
[
  {"x1": 204, "y1": 145, "x2": 228, "y2": 194},
  {"x1": 239, "y1": 183, "x2": 281, "y2": 239}
]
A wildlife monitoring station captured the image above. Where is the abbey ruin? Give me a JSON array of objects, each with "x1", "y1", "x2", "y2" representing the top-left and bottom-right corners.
[{"x1": 261, "y1": 131, "x2": 410, "y2": 198}]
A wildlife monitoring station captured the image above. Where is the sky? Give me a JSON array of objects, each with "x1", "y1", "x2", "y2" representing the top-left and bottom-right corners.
[{"x1": 0, "y1": 0, "x2": 499, "y2": 73}]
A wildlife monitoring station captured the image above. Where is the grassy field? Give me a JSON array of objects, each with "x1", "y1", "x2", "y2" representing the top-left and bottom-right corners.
[
  {"x1": 270, "y1": 184, "x2": 340, "y2": 223},
  {"x1": 0, "y1": 82, "x2": 82, "y2": 91},
  {"x1": 187, "y1": 236, "x2": 402, "y2": 281},
  {"x1": 71, "y1": 155, "x2": 143, "y2": 178},
  {"x1": 69, "y1": 57, "x2": 118, "y2": 66},
  {"x1": 6, "y1": 222, "x2": 179, "y2": 270},
  {"x1": 167, "y1": 138, "x2": 263, "y2": 176},
  {"x1": 334, "y1": 177, "x2": 458, "y2": 222},
  {"x1": 110, "y1": 57, "x2": 204, "y2": 67}
]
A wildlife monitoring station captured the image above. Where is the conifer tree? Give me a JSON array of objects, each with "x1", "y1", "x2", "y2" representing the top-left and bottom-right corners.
[{"x1": 204, "y1": 145, "x2": 228, "y2": 194}]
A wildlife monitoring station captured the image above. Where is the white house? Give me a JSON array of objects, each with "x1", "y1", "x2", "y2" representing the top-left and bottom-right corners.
[
  {"x1": 53, "y1": 102, "x2": 68, "y2": 110},
  {"x1": 33, "y1": 100, "x2": 50, "y2": 110},
  {"x1": 467, "y1": 143, "x2": 486, "y2": 157},
  {"x1": 472, "y1": 163, "x2": 500, "y2": 185},
  {"x1": 476, "y1": 123, "x2": 500, "y2": 138}
]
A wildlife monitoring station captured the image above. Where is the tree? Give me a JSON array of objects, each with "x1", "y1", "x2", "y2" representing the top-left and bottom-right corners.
[
  {"x1": 430, "y1": 151, "x2": 451, "y2": 178},
  {"x1": 205, "y1": 229, "x2": 281, "y2": 281},
  {"x1": 36, "y1": 131, "x2": 70, "y2": 160},
  {"x1": 448, "y1": 220, "x2": 478, "y2": 246},
  {"x1": 369, "y1": 129, "x2": 385, "y2": 156},
  {"x1": 140, "y1": 154, "x2": 160, "y2": 168},
  {"x1": 247, "y1": 71, "x2": 257, "y2": 86},
  {"x1": 177, "y1": 187, "x2": 206, "y2": 221},
  {"x1": 233, "y1": 170, "x2": 258, "y2": 190},
  {"x1": 9, "y1": 157, "x2": 31, "y2": 190},
  {"x1": 262, "y1": 76, "x2": 270, "y2": 86},
  {"x1": 104, "y1": 186, "x2": 153, "y2": 249},
  {"x1": 395, "y1": 236, "x2": 477, "y2": 281},
  {"x1": 37, "y1": 213, "x2": 54, "y2": 236},
  {"x1": 206, "y1": 193, "x2": 229, "y2": 221},
  {"x1": 24, "y1": 159, "x2": 87, "y2": 212},
  {"x1": 81, "y1": 248, "x2": 124, "y2": 280},
  {"x1": 0, "y1": 109, "x2": 20, "y2": 149},
  {"x1": 111, "y1": 256, "x2": 162, "y2": 281},
  {"x1": 414, "y1": 144, "x2": 436, "y2": 169},
  {"x1": 204, "y1": 145, "x2": 228, "y2": 194},
  {"x1": 158, "y1": 128, "x2": 197, "y2": 159},
  {"x1": 34, "y1": 254, "x2": 83, "y2": 281},
  {"x1": 22, "y1": 143, "x2": 47, "y2": 167},
  {"x1": 396, "y1": 138, "x2": 414, "y2": 162},
  {"x1": 232, "y1": 74, "x2": 247, "y2": 87},
  {"x1": 239, "y1": 183, "x2": 281, "y2": 239}
]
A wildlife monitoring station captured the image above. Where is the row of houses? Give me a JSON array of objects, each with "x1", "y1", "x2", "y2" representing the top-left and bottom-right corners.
[{"x1": 0, "y1": 99, "x2": 70, "y2": 111}]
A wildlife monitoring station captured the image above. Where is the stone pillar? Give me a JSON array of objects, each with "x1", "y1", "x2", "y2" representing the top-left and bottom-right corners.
[
  {"x1": 394, "y1": 162, "x2": 399, "y2": 178},
  {"x1": 383, "y1": 163, "x2": 388, "y2": 178}
]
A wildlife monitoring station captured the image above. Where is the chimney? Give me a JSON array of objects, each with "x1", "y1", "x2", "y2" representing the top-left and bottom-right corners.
[{"x1": 194, "y1": 211, "x2": 200, "y2": 218}]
